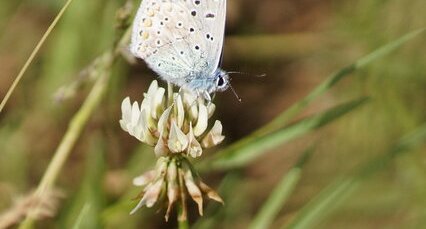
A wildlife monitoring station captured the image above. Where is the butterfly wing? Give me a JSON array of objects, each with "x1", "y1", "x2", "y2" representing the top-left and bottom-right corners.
[
  {"x1": 130, "y1": 0, "x2": 227, "y2": 87},
  {"x1": 190, "y1": 0, "x2": 227, "y2": 75}
]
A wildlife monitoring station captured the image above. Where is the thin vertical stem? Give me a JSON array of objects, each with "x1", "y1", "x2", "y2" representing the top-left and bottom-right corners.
[
  {"x1": 19, "y1": 56, "x2": 113, "y2": 229},
  {"x1": 177, "y1": 165, "x2": 189, "y2": 229},
  {"x1": 0, "y1": 0, "x2": 75, "y2": 113}
]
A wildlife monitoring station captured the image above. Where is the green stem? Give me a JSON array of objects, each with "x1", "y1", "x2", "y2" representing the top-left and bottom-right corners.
[
  {"x1": 17, "y1": 7, "x2": 132, "y2": 226},
  {"x1": 19, "y1": 55, "x2": 112, "y2": 229},
  {"x1": 177, "y1": 163, "x2": 189, "y2": 229},
  {"x1": 0, "y1": 0, "x2": 75, "y2": 113},
  {"x1": 178, "y1": 215, "x2": 190, "y2": 229}
]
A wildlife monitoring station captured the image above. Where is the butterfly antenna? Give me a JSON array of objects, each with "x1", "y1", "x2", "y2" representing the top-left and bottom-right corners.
[
  {"x1": 228, "y1": 83, "x2": 242, "y2": 102},
  {"x1": 227, "y1": 71, "x2": 266, "y2": 78}
]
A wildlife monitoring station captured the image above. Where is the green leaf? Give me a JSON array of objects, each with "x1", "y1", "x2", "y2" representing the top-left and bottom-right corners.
[
  {"x1": 249, "y1": 147, "x2": 315, "y2": 229},
  {"x1": 202, "y1": 97, "x2": 369, "y2": 171},
  {"x1": 282, "y1": 124, "x2": 426, "y2": 229}
]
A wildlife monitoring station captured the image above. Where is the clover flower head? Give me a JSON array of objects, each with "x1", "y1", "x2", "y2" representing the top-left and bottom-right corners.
[
  {"x1": 120, "y1": 80, "x2": 225, "y2": 158},
  {"x1": 119, "y1": 80, "x2": 224, "y2": 220}
]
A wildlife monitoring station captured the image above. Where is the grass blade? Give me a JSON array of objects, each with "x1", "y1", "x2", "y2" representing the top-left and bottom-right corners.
[
  {"x1": 202, "y1": 97, "x2": 369, "y2": 171},
  {"x1": 61, "y1": 134, "x2": 106, "y2": 229},
  {"x1": 249, "y1": 147, "x2": 315, "y2": 229},
  {"x1": 192, "y1": 173, "x2": 243, "y2": 229},
  {"x1": 256, "y1": 27, "x2": 425, "y2": 135},
  {"x1": 18, "y1": 66, "x2": 111, "y2": 229},
  {"x1": 214, "y1": 28, "x2": 425, "y2": 162},
  {"x1": 0, "y1": 0, "x2": 75, "y2": 113},
  {"x1": 283, "y1": 124, "x2": 426, "y2": 229},
  {"x1": 17, "y1": 15, "x2": 132, "y2": 226},
  {"x1": 71, "y1": 204, "x2": 91, "y2": 229}
]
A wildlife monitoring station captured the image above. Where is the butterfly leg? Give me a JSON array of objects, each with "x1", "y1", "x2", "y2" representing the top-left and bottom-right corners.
[{"x1": 202, "y1": 90, "x2": 212, "y2": 104}]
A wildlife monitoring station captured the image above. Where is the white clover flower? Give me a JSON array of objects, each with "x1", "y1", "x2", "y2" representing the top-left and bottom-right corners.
[
  {"x1": 120, "y1": 80, "x2": 225, "y2": 220},
  {"x1": 130, "y1": 157, "x2": 223, "y2": 221},
  {"x1": 120, "y1": 80, "x2": 225, "y2": 158}
]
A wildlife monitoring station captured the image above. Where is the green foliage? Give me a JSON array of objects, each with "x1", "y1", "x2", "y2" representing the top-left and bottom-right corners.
[
  {"x1": 283, "y1": 125, "x2": 426, "y2": 229},
  {"x1": 249, "y1": 147, "x2": 314, "y2": 229},
  {"x1": 203, "y1": 97, "x2": 369, "y2": 171},
  {"x1": 63, "y1": 135, "x2": 106, "y2": 229}
]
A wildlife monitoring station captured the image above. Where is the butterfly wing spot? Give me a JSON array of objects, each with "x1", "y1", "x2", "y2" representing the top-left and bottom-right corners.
[
  {"x1": 191, "y1": 10, "x2": 197, "y2": 16},
  {"x1": 142, "y1": 31, "x2": 149, "y2": 40},
  {"x1": 144, "y1": 18, "x2": 153, "y2": 27},
  {"x1": 147, "y1": 9, "x2": 155, "y2": 17},
  {"x1": 194, "y1": 0, "x2": 201, "y2": 5},
  {"x1": 205, "y1": 13, "x2": 215, "y2": 19},
  {"x1": 137, "y1": 46, "x2": 145, "y2": 53},
  {"x1": 204, "y1": 33, "x2": 214, "y2": 42},
  {"x1": 176, "y1": 21, "x2": 184, "y2": 28}
]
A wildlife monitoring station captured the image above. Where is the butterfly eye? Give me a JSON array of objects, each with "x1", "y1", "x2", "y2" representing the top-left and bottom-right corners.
[{"x1": 217, "y1": 76, "x2": 225, "y2": 87}]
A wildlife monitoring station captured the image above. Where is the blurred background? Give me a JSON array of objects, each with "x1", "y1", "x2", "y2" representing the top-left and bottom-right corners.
[{"x1": 0, "y1": 0, "x2": 425, "y2": 228}]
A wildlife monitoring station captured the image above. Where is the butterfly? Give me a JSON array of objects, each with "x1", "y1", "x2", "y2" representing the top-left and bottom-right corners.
[{"x1": 130, "y1": 0, "x2": 229, "y2": 101}]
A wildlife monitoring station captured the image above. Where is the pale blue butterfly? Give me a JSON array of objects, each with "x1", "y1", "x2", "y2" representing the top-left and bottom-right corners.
[{"x1": 130, "y1": 0, "x2": 229, "y2": 100}]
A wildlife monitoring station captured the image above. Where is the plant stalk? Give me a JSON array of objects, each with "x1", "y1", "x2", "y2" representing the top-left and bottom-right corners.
[{"x1": 18, "y1": 56, "x2": 112, "y2": 229}]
